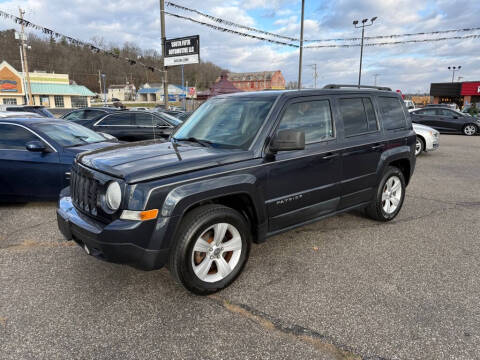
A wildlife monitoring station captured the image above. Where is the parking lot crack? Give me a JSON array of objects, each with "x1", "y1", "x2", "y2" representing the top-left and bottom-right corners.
[
  {"x1": 1, "y1": 220, "x2": 56, "y2": 239},
  {"x1": 405, "y1": 194, "x2": 480, "y2": 208},
  {"x1": 208, "y1": 295, "x2": 390, "y2": 360},
  {"x1": 1, "y1": 240, "x2": 75, "y2": 251}
]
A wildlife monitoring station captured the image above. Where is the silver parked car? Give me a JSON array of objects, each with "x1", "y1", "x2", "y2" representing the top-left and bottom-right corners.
[{"x1": 413, "y1": 123, "x2": 439, "y2": 156}]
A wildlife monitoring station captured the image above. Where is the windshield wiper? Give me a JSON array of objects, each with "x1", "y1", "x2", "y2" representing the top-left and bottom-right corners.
[{"x1": 172, "y1": 137, "x2": 213, "y2": 147}]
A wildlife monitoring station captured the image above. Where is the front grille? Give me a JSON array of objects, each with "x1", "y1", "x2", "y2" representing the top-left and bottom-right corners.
[{"x1": 71, "y1": 166, "x2": 99, "y2": 217}]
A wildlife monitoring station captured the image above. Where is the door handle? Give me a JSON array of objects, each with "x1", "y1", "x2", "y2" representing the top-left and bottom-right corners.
[
  {"x1": 322, "y1": 153, "x2": 338, "y2": 160},
  {"x1": 371, "y1": 144, "x2": 384, "y2": 150}
]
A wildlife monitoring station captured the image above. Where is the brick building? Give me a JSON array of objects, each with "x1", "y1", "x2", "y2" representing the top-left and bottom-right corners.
[{"x1": 220, "y1": 71, "x2": 285, "y2": 92}]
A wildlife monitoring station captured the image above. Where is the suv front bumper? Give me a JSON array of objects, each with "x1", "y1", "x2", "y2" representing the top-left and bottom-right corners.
[{"x1": 57, "y1": 195, "x2": 169, "y2": 270}]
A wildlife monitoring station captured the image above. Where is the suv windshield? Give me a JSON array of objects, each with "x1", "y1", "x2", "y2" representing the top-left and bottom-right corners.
[
  {"x1": 32, "y1": 122, "x2": 106, "y2": 147},
  {"x1": 173, "y1": 97, "x2": 276, "y2": 149}
]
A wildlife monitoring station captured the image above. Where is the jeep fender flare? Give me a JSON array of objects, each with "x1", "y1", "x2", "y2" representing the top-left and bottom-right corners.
[
  {"x1": 376, "y1": 145, "x2": 414, "y2": 185},
  {"x1": 157, "y1": 174, "x2": 267, "y2": 249}
]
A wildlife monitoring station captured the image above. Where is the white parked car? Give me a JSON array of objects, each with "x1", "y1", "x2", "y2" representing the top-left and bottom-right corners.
[
  {"x1": 413, "y1": 123, "x2": 439, "y2": 156},
  {"x1": 404, "y1": 100, "x2": 417, "y2": 111}
]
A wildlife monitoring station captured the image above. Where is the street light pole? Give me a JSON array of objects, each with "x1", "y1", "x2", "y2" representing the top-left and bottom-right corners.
[
  {"x1": 373, "y1": 73, "x2": 380, "y2": 86},
  {"x1": 353, "y1": 17, "x2": 377, "y2": 88},
  {"x1": 448, "y1": 66, "x2": 461, "y2": 83},
  {"x1": 297, "y1": 0, "x2": 305, "y2": 89}
]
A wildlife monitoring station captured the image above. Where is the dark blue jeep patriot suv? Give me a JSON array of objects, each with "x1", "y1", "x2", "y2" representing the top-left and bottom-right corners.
[{"x1": 57, "y1": 85, "x2": 416, "y2": 294}]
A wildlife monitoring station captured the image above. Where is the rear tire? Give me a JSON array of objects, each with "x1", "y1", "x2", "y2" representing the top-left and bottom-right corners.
[
  {"x1": 169, "y1": 204, "x2": 251, "y2": 295},
  {"x1": 463, "y1": 124, "x2": 477, "y2": 136},
  {"x1": 366, "y1": 166, "x2": 406, "y2": 222}
]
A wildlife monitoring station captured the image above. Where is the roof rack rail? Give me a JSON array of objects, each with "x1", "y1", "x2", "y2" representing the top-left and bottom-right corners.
[{"x1": 323, "y1": 84, "x2": 392, "y2": 91}]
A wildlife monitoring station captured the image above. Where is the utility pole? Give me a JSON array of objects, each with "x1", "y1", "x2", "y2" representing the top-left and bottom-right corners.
[
  {"x1": 373, "y1": 73, "x2": 380, "y2": 86},
  {"x1": 353, "y1": 17, "x2": 377, "y2": 88},
  {"x1": 98, "y1": 70, "x2": 102, "y2": 94},
  {"x1": 19, "y1": 8, "x2": 33, "y2": 105},
  {"x1": 18, "y1": 40, "x2": 28, "y2": 103},
  {"x1": 101, "y1": 74, "x2": 106, "y2": 106},
  {"x1": 309, "y1": 64, "x2": 318, "y2": 88},
  {"x1": 297, "y1": 0, "x2": 305, "y2": 89},
  {"x1": 160, "y1": 0, "x2": 169, "y2": 108}
]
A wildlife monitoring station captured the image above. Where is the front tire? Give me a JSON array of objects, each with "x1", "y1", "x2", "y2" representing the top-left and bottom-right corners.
[
  {"x1": 366, "y1": 166, "x2": 406, "y2": 221},
  {"x1": 463, "y1": 124, "x2": 477, "y2": 136},
  {"x1": 169, "y1": 204, "x2": 251, "y2": 295}
]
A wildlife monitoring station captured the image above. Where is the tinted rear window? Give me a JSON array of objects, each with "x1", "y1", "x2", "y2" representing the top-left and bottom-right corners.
[
  {"x1": 99, "y1": 113, "x2": 133, "y2": 126},
  {"x1": 378, "y1": 97, "x2": 406, "y2": 130},
  {"x1": 338, "y1": 97, "x2": 378, "y2": 137}
]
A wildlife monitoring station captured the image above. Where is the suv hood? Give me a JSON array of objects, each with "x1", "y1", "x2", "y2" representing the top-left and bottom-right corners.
[{"x1": 77, "y1": 140, "x2": 252, "y2": 183}]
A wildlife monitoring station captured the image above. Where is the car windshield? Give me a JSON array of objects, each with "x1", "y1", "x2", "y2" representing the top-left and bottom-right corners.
[
  {"x1": 158, "y1": 112, "x2": 182, "y2": 126},
  {"x1": 37, "y1": 108, "x2": 55, "y2": 117},
  {"x1": 31, "y1": 122, "x2": 106, "y2": 147},
  {"x1": 172, "y1": 97, "x2": 276, "y2": 149}
]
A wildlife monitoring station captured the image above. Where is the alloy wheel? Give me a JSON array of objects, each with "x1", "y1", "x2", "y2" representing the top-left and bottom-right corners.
[
  {"x1": 381, "y1": 176, "x2": 402, "y2": 214},
  {"x1": 191, "y1": 223, "x2": 242, "y2": 283},
  {"x1": 463, "y1": 125, "x2": 477, "y2": 136},
  {"x1": 415, "y1": 138, "x2": 423, "y2": 156}
]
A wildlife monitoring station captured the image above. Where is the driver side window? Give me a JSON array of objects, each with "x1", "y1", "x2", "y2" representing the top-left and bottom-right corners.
[
  {"x1": 0, "y1": 124, "x2": 40, "y2": 150},
  {"x1": 277, "y1": 100, "x2": 334, "y2": 144}
]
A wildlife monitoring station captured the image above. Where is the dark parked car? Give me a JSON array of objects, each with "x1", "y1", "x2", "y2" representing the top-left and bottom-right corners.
[
  {"x1": 0, "y1": 105, "x2": 54, "y2": 118},
  {"x1": 72, "y1": 110, "x2": 182, "y2": 142},
  {"x1": 57, "y1": 85, "x2": 416, "y2": 294},
  {"x1": 0, "y1": 118, "x2": 117, "y2": 202},
  {"x1": 61, "y1": 107, "x2": 122, "y2": 122},
  {"x1": 410, "y1": 106, "x2": 480, "y2": 135},
  {"x1": 175, "y1": 111, "x2": 192, "y2": 121}
]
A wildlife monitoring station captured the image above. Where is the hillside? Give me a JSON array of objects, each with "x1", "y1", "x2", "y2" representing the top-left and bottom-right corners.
[{"x1": 0, "y1": 29, "x2": 223, "y2": 92}]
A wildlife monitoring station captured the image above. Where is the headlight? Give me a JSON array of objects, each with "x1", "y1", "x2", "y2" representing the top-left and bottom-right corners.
[{"x1": 105, "y1": 181, "x2": 122, "y2": 211}]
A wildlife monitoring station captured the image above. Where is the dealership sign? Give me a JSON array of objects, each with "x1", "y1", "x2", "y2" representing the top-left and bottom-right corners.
[{"x1": 164, "y1": 35, "x2": 199, "y2": 66}]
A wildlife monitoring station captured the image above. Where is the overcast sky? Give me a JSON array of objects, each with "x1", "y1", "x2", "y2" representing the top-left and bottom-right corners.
[{"x1": 1, "y1": 0, "x2": 480, "y2": 92}]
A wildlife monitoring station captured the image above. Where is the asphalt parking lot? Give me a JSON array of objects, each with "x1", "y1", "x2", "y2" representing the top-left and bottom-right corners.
[{"x1": 1, "y1": 134, "x2": 479, "y2": 360}]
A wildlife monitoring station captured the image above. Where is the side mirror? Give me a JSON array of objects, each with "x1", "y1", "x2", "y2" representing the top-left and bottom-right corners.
[
  {"x1": 26, "y1": 140, "x2": 48, "y2": 152},
  {"x1": 270, "y1": 129, "x2": 305, "y2": 152}
]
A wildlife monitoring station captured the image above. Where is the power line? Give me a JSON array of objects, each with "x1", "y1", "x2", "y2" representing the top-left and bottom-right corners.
[
  {"x1": 304, "y1": 34, "x2": 480, "y2": 48},
  {"x1": 166, "y1": 2, "x2": 480, "y2": 44},
  {"x1": 166, "y1": 1, "x2": 297, "y2": 42},
  {"x1": 0, "y1": 9, "x2": 165, "y2": 74},
  {"x1": 305, "y1": 26, "x2": 480, "y2": 42},
  {"x1": 163, "y1": 11, "x2": 299, "y2": 48}
]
